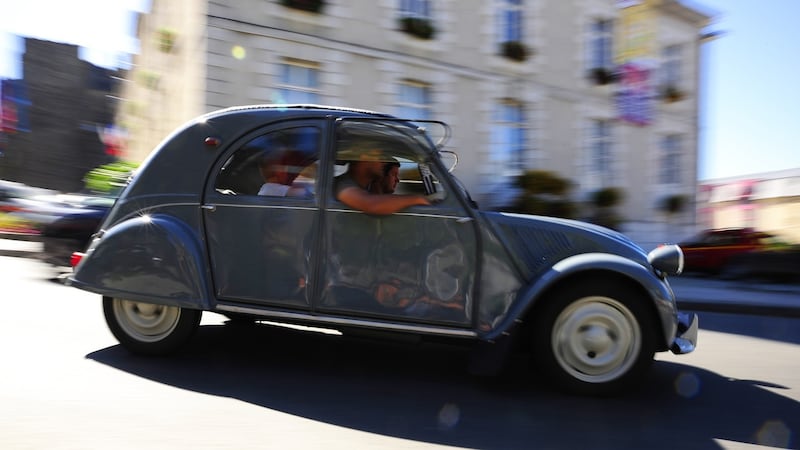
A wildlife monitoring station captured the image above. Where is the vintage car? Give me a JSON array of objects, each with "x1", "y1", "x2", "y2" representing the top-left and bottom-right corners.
[{"x1": 68, "y1": 105, "x2": 696, "y2": 396}]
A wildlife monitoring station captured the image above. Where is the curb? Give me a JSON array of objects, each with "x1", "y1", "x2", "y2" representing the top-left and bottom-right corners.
[
  {"x1": 678, "y1": 299, "x2": 800, "y2": 318},
  {"x1": 0, "y1": 249, "x2": 39, "y2": 258},
  {"x1": 0, "y1": 232, "x2": 41, "y2": 242}
]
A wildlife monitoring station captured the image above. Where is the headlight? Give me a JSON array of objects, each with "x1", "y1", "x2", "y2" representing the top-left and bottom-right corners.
[{"x1": 647, "y1": 244, "x2": 684, "y2": 276}]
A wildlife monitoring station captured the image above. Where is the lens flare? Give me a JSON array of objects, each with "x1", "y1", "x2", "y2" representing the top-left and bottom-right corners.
[
  {"x1": 232, "y1": 45, "x2": 246, "y2": 60},
  {"x1": 674, "y1": 371, "x2": 700, "y2": 398}
]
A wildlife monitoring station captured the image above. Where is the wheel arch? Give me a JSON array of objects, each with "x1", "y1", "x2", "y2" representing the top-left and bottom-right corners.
[
  {"x1": 70, "y1": 213, "x2": 213, "y2": 310},
  {"x1": 492, "y1": 253, "x2": 677, "y2": 352}
]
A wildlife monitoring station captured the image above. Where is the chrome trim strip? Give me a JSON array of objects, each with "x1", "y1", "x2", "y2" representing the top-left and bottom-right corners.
[
  {"x1": 215, "y1": 304, "x2": 477, "y2": 338},
  {"x1": 206, "y1": 203, "x2": 318, "y2": 212},
  {"x1": 326, "y1": 208, "x2": 468, "y2": 220}
]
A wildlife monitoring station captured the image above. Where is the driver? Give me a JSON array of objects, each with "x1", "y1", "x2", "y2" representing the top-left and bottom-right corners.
[{"x1": 334, "y1": 148, "x2": 432, "y2": 215}]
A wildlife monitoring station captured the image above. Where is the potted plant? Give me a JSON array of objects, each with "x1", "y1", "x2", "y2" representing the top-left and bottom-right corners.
[
  {"x1": 660, "y1": 194, "x2": 687, "y2": 215},
  {"x1": 589, "y1": 187, "x2": 624, "y2": 230},
  {"x1": 157, "y1": 27, "x2": 177, "y2": 53},
  {"x1": 661, "y1": 85, "x2": 685, "y2": 103},
  {"x1": 399, "y1": 16, "x2": 436, "y2": 40},
  {"x1": 588, "y1": 67, "x2": 618, "y2": 85},
  {"x1": 281, "y1": 0, "x2": 325, "y2": 13},
  {"x1": 500, "y1": 40, "x2": 529, "y2": 62}
]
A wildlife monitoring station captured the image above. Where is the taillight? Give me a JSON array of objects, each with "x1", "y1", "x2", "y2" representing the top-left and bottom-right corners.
[{"x1": 70, "y1": 252, "x2": 85, "y2": 267}]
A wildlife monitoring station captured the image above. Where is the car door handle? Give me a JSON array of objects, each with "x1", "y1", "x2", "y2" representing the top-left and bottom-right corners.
[
  {"x1": 456, "y1": 217, "x2": 473, "y2": 224},
  {"x1": 201, "y1": 205, "x2": 216, "y2": 212}
]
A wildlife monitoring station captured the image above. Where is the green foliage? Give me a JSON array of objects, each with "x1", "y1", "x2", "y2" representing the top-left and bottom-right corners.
[
  {"x1": 660, "y1": 194, "x2": 687, "y2": 214},
  {"x1": 589, "y1": 187, "x2": 625, "y2": 230},
  {"x1": 516, "y1": 170, "x2": 572, "y2": 196},
  {"x1": 281, "y1": 0, "x2": 325, "y2": 13},
  {"x1": 399, "y1": 17, "x2": 436, "y2": 40},
  {"x1": 591, "y1": 187, "x2": 623, "y2": 208},
  {"x1": 509, "y1": 170, "x2": 576, "y2": 218},
  {"x1": 501, "y1": 41, "x2": 529, "y2": 62},
  {"x1": 83, "y1": 161, "x2": 139, "y2": 195}
]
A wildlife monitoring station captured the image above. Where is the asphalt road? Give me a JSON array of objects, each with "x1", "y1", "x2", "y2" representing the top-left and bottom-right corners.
[{"x1": 1, "y1": 256, "x2": 799, "y2": 449}]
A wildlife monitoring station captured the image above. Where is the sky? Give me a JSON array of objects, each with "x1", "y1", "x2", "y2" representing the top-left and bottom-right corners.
[{"x1": 1, "y1": 0, "x2": 798, "y2": 182}]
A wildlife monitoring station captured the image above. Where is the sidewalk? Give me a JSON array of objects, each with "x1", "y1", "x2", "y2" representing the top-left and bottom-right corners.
[
  {"x1": 0, "y1": 233, "x2": 42, "y2": 258},
  {"x1": 671, "y1": 276, "x2": 800, "y2": 318}
]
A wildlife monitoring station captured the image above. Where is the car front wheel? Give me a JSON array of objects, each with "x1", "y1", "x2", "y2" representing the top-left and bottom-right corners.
[
  {"x1": 532, "y1": 281, "x2": 657, "y2": 396},
  {"x1": 103, "y1": 296, "x2": 201, "y2": 355}
]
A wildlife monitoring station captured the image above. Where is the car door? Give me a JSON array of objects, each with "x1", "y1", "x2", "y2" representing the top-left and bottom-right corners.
[
  {"x1": 317, "y1": 119, "x2": 478, "y2": 327},
  {"x1": 203, "y1": 121, "x2": 324, "y2": 310}
]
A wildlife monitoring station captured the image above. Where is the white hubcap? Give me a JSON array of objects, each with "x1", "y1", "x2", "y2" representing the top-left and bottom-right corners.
[
  {"x1": 113, "y1": 298, "x2": 181, "y2": 343},
  {"x1": 551, "y1": 296, "x2": 641, "y2": 383}
]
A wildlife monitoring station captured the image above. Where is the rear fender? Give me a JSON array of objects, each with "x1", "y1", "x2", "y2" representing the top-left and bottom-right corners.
[{"x1": 70, "y1": 214, "x2": 211, "y2": 310}]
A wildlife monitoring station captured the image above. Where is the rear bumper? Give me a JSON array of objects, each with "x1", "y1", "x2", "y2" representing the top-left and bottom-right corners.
[{"x1": 670, "y1": 311, "x2": 699, "y2": 354}]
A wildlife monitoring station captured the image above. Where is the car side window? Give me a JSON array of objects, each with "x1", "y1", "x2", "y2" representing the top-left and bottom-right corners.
[
  {"x1": 215, "y1": 126, "x2": 320, "y2": 198},
  {"x1": 331, "y1": 120, "x2": 447, "y2": 205}
]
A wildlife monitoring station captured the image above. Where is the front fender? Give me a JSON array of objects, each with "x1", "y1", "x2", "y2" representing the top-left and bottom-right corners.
[
  {"x1": 485, "y1": 253, "x2": 678, "y2": 348},
  {"x1": 69, "y1": 214, "x2": 211, "y2": 310}
]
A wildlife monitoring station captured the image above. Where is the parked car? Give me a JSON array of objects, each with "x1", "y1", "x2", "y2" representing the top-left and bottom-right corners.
[
  {"x1": 0, "y1": 180, "x2": 57, "y2": 231},
  {"x1": 38, "y1": 195, "x2": 115, "y2": 269},
  {"x1": 722, "y1": 245, "x2": 800, "y2": 282},
  {"x1": 69, "y1": 105, "x2": 696, "y2": 396},
  {"x1": 678, "y1": 228, "x2": 778, "y2": 274}
]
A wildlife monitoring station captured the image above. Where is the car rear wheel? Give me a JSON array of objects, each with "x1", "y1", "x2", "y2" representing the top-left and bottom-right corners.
[
  {"x1": 532, "y1": 281, "x2": 657, "y2": 396},
  {"x1": 103, "y1": 296, "x2": 201, "y2": 355}
]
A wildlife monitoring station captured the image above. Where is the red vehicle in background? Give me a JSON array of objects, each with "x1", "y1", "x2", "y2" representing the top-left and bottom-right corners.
[{"x1": 678, "y1": 228, "x2": 776, "y2": 274}]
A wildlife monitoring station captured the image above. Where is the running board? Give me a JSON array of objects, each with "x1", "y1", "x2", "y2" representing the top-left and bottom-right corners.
[{"x1": 215, "y1": 303, "x2": 477, "y2": 339}]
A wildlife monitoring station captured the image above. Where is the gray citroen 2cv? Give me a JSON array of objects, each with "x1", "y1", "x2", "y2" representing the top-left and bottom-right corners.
[{"x1": 69, "y1": 105, "x2": 697, "y2": 396}]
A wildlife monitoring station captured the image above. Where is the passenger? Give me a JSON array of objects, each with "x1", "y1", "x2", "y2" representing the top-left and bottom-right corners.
[
  {"x1": 335, "y1": 149, "x2": 430, "y2": 215},
  {"x1": 369, "y1": 160, "x2": 401, "y2": 195},
  {"x1": 258, "y1": 150, "x2": 312, "y2": 197}
]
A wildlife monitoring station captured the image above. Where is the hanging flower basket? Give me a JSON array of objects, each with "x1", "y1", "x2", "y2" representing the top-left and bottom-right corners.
[
  {"x1": 661, "y1": 85, "x2": 685, "y2": 103},
  {"x1": 399, "y1": 17, "x2": 436, "y2": 40},
  {"x1": 659, "y1": 194, "x2": 687, "y2": 214},
  {"x1": 500, "y1": 41, "x2": 529, "y2": 62},
  {"x1": 157, "y1": 27, "x2": 177, "y2": 53},
  {"x1": 281, "y1": 0, "x2": 325, "y2": 14},
  {"x1": 588, "y1": 67, "x2": 618, "y2": 85}
]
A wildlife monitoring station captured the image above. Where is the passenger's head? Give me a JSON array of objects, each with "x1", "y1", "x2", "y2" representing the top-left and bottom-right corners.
[
  {"x1": 379, "y1": 160, "x2": 401, "y2": 194},
  {"x1": 260, "y1": 149, "x2": 307, "y2": 185}
]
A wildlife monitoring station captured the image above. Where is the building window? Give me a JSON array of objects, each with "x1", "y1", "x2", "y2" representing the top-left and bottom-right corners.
[
  {"x1": 398, "y1": 0, "x2": 435, "y2": 39},
  {"x1": 496, "y1": 1, "x2": 528, "y2": 61},
  {"x1": 490, "y1": 100, "x2": 527, "y2": 176},
  {"x1": 275, "y1": 60, "x2": 320, "y2": 104},
  {"x1": 662, "y1": 44, "x2": 682, "y2": 88},
  {"x1": 660, "y1": 134, "x2": 682, "y2": 185},
  {"x1": 588, "y1": 119, "x2": 614, "y2": 185},
  {"x1": 589, "y1": 19, "x2": 613, "y2": 70},
  {"x1": 399, "y1": 0, "x2": 431, "y2": 19},
  {"x1": 396, "y1": 80, "x2": 432, "y2": 120},
  {"x1": 497, "y1": 0, "x2": 524, "y2": 43}
]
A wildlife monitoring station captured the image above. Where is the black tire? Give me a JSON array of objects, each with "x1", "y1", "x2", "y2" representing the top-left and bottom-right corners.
[
  {"x1": 531, "y1": 280, "x2": 657, "y2": 396},
  {"x1": 103, "y1": 296, "x2": 202, "y2": 355}
]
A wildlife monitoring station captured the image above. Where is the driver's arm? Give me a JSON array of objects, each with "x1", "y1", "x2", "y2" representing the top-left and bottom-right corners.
[{"x1": 337, "y1": 186, "x2": 430, "y2": 215}]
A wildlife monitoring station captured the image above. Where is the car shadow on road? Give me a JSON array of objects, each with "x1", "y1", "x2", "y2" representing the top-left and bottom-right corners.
[{"x1": 87, "y1": 322, "x2": 799, "y2": 450}]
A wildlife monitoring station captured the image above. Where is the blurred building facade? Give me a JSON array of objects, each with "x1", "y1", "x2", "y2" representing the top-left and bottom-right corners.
[
  {"x1": 117, "y1": 0, "x2": 711, "y2": 246},
  {"x1": 698, "y1": 167, "x2": 800, "y2": 244},
  {"x1": 0, "y1": 39, "x2": 122, "y2": 193}
]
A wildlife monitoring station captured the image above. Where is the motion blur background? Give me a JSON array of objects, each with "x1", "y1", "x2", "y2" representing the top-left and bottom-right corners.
[{"x1": 1, "y1": 0, "x2": 799, "y2": 249}]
